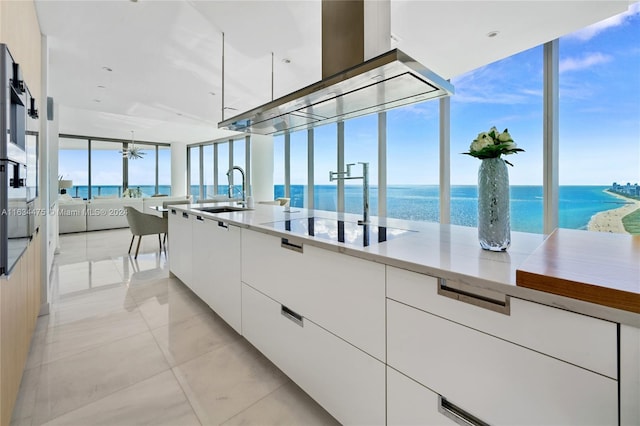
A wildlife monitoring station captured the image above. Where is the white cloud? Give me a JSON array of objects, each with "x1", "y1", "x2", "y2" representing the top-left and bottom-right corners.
[
  {"x1": 567, "y1": 2, "x2": 640, "y2": 41},
  {"x1": 559, "y1": 52, "x2": 612, "y2": 73}
]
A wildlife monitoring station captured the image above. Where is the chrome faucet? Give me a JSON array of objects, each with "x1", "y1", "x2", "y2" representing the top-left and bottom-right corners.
[
  {"x1": 329, "y1": 162, "x2": 369, "y2": 225},
  {"x1": 226, "y1": 165, "x2": 246, "y2": 205}
]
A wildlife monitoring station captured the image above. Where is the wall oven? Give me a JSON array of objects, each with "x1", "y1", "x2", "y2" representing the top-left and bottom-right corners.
[{"x1": 0, "y1": 43, "x2": 36, "y2": 276}]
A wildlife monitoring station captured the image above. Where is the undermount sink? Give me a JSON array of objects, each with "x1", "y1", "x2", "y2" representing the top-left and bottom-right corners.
[{"x1": 195, "y1": 206, "x2": 249, "y2": 214}]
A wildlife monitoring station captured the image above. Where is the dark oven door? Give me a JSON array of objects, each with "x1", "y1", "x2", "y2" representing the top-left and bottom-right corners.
[{"x1": 1, "y1": 160, "x2": 30, "y2": 275}]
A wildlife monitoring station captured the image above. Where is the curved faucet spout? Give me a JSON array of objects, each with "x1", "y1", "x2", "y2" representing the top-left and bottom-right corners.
[{"x1": 226, "y1": 166, "x2": 246, "y2": 203}]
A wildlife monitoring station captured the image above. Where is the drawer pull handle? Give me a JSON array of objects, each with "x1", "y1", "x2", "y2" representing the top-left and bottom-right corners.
[
  {"x1": 438, "y1": 396, "x2": 489, "y2": 426},
  {"x1": 171, "y1": 209, "x2": 176, "y2": 215},
  {"x1": 218, "y1": 221, "x2": 228, "y2": 229},
  {"x1": 182, "y1": 212, "x2": 189, "y2": 219},
  {"x1": 281, "y1": 305, "x2": 304, "y2": 327},
  {"x1": 281, "y1": 238, "x2": 303, "y2": 253},
  {"x1": 438, "y1": 279, "x2": 510, "y2": 316},
  {"x1": 196, "y1": 215, "x2": 204, "y2": 222}
]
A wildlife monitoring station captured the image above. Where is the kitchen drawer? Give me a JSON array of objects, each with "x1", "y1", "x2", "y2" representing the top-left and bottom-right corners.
[
  {"x1": 387, "y1": 299, "x2": 617, "y2": 425},
  {"x1": 386, "y1": 266, "x2": 617, "y2": 378},
  {"x1": 241, "y1": 229, "x2": 385, "y2": 361},
  {"x1": 387, "y1": 367, "x2": 459, "y2": 426},
  {"x1": 242, "y1": 283, "x2": 385, "y2": 425}
]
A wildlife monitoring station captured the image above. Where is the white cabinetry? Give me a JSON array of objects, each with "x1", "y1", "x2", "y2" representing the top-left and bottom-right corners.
[
  {"x1": 169, "y1": 210, "x2": 241, "y2": 333},
  {"x1": 192, "y1": 215, "x2": 241, "y2": 333},
  {"x1": 621, "y1": 324, "x2": 640, "y2": 425},
  {"x1": 387, "y1": 367, "x2": 460, "y2": 426},
  {"x1": 242, "y1": 283, "x2": 385, "y2": 425},
  {"x1": 242, "y1": 229, "x2": 386, "y2": 361},
  {"x1": 387, "y1": 266, "x2": 618, "y2": 378},
  {"x1": 168, "y1": 208, "x2": 193, "y2": 288},
  {"x1": 386, "y1": 265, "x2": 620, "y2": 426}
]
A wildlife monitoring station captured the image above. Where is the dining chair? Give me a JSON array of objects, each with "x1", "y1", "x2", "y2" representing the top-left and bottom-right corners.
[{"x1": 125, "y1": 206, "x2": 168, "y2": 259}]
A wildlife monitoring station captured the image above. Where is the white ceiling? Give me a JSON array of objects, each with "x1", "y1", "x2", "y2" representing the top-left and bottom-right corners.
[{"x1": 35, "y1": 0, "x2": 631, "y2": 144}]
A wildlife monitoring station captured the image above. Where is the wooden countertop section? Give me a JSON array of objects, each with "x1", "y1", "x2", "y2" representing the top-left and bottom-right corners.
[{"x1": 516, "y1": 228, "x2": 640, "y2": 314}]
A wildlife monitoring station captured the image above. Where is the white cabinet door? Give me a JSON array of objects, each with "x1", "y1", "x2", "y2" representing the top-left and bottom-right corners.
[
  {"x1": 191, "y1": 216, "x2": 241, "y2": 333},
  {"x1": 241, "y1": 229, "x2": 385, "y2": 361},
  {"x1": 387, "y1": 367, "x2": 458, "y2": 426},
  {"x1": 242, "y1": 283, "x2": 385, "y2": 425},
  {"x1": 190, "y1": 214, "x2": 211, "y2": 305},
  {"x1": 620, "y1": 324, "x2": 640, "y2": 426},
  {"x1": 168, "y1": 208, "x2": 193, "y2": 288},
  {"x1": 387, "y1": 299, "x2": 618, "y2": 426}
]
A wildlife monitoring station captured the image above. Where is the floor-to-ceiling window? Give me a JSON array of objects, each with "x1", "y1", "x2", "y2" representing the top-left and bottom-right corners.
[
  {"x1": 273, "y1": 134, "x2": 285, "y2": 199},
  {"x1": 344, "y1": 115, "x2": 378, "y2": 216},
  {"x1": 91, "y1": 140, "x2": 124, "y2": 197},
  {"x1": 59, "y1": 135, "x2": 171, "y2": 200},
  {"x1": 387, "y1": 102, "x2": 439, "y2": 222},
  {"x1": 127, "y1": 143, "x2": 157, "y2": 197},
  {"x1": 314, "y1": 123, "x2": 337, "y2": 211},
  {"x1": 558, "y1": 6, "x2": 640, "y2": 233},
  {"x1": 158, "y1": 145, "x2": 172, "y2": 195},
  {"x1": 450, "y1": 45, "x2": 544, "y2": 233},
  {"x1": 58, "y1": 137, "x2": 89, "y2": 199},
  {"x1": 188, "y1": 146, "x2": 201, "y2": 201},
  {"x1": 289, "y1": 130, "x2": 307, "y2": 208},
  {"x1": 261, "y1": 6, "x2": 639, "y2": 236},
  {"x1": 202, "y1": 145, "x2": 214, "y2": 199},
  {"x1": 217, "y1": 142, "x2": 230, "y2": 196}
]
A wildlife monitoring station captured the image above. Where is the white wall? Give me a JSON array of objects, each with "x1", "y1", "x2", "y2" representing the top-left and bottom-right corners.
[{"x1": 171, "y1": 142, "x2": 187, "y2": 196}]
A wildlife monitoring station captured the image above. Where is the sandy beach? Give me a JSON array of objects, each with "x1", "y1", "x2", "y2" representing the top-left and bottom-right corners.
[{"x1": 587, "y1": 191, "x2": 640, "y2": 233}]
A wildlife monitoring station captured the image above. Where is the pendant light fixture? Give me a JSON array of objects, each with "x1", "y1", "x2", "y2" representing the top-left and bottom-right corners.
[{"x1": 120, "y1": 130, "x2": 146, "y2": 159}]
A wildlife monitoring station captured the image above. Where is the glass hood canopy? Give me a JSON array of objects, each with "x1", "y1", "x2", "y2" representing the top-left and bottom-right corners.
[{"x1": 218, "y1": 49, "x2": 454, "y2": 136}]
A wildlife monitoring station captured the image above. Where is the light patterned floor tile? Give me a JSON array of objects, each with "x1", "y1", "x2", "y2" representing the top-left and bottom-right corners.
[
  {"x1": 32, "y1": 332, "x2": 169, "y2": 425},
  {"x1": 221, "y1": 380, "x2": 340, "y2": 426},
  {"x1": 173, "y1": 339, "x2": 288, "y2": 425},
  {"x1": 40, "y1": 371, "x2": 200, "y2": 426},
  {"x1": 151, "y1": 311, "x2": 241, "y2": 367}
]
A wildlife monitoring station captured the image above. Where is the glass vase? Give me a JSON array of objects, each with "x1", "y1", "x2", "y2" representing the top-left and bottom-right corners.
[{"x1": 477, "y1": 157, "x2": 511, "y2": 251}]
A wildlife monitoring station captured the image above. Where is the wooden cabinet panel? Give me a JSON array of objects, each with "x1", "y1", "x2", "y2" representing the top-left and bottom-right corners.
[
  {"x1": 387, "y1": 266, "x2": 617, "y2": 379},
  {"x1": 387, "y1": 299, "x2": 617, "y2": 426},
  {"x1": 241, "y1": 229, "x2": 385, "y2": 361},
  {"x1": 1, "y1": 235, "x2": 41, "y2": 426},
  {"x1": 242, "y1": 283, "x2": 385, "y2": 425}
]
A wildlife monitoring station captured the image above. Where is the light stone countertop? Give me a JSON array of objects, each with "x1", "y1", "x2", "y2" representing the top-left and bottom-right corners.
[{"x1": 167, "y1": 202, "x2": 640, "y2": 327}]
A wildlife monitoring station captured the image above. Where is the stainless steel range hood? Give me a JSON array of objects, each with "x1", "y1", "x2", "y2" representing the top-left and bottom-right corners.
[{"x1": 218, "y1": 2, "x2": 454, "y2": 135}]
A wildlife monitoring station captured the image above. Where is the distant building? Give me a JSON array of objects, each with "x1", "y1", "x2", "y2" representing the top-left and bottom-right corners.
[{"x1": 610, "y1": 182, "x2": 640, "y2": 197}]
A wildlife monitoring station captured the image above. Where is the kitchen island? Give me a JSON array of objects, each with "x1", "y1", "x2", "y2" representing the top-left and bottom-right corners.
[{"x1": 168, "y1": 202, "x2": 639, "y2": 425}]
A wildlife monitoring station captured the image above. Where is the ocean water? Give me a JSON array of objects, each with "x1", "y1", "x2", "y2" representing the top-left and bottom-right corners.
[
  {"x1": 69, "y1": 184, "x2": 623, "y2": 234},
  {"x1": 275, "y1": 184, "x2": 622, "y2": 234}
]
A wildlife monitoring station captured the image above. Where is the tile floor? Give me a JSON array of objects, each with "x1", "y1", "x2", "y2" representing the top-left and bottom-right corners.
[{"x1": 11, "y1": 229, "x2": 340, "y2": 426}]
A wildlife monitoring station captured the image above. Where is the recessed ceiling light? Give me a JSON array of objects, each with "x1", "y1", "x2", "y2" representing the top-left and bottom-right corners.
[
  {"x1": 281, "y1": 58, "x2": 291, "y2": 64},
  {"x1": 487, "y1": 31, "x2": 500, "y2": 38},
  {"x1": 102, "y1": 66, "x2": 112, "y2": 72}
]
